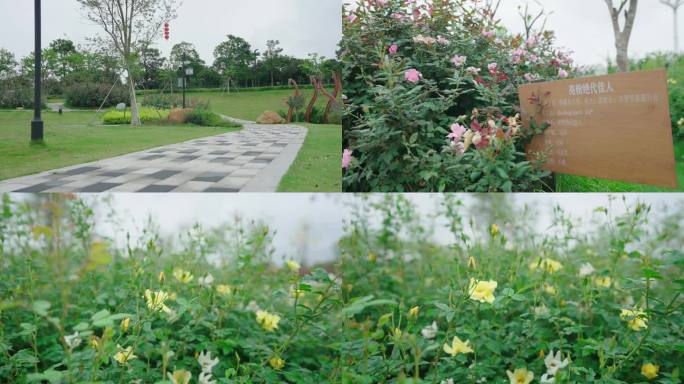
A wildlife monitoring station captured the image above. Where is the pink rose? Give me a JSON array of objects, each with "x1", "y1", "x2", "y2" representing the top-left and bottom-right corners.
[
  {"x1": 482, "y1": 30, "x2": 495, "y2": 38},
  {"x1": 404, "y1": 68, "x2": 422, "y2": 83},
  {"x1": 558, "y1": 69, "x2": 569, "y2": 78},
  {"x1": 466, "y1": 67, "x2": 480, "y2": 75},
  {"x1": 524, "y1": 73, "x2": 538, "y2": 82},
  {"x1": 450, "y1": 55, "x2": 466, "y2": 67},
  {"x1": 487, "y1": 63, "x2": 498, "y2": 74},
  {"x1": 437, "y1": 36, "x2": 449, "y2": 45},
  {"x1": 448, "y1": 123, "x2": 467, "y2": 142},
  {"x1": 347, "y1": 14, "x2": 356, "y2": 23},
  {"x1": 389, "y1": 44, "x2": 398, "y2": 54},
  {"x1": 342, "y1": 149, "x2": 353, "y2": 169}
]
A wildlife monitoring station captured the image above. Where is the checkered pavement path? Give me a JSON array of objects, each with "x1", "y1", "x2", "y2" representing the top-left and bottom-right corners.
[{"x1": 0, "y1": 123, "x2": 307, "y2": 193}]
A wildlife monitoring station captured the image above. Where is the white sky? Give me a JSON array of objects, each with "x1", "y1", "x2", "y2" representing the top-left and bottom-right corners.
[
  {"x1": 0, "y1": 0, "x2": 342, "y2": 64},
  {"x1": 496, "y1": 0, "x2": 679, "y2": 67},
  {"x1": 63, "y1": 193, "x2": 683, "y2": 266}
]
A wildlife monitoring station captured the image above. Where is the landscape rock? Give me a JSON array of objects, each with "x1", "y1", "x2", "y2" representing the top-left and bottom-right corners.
[{"x1": 256, "y1": 111, "x2": 285, "y2": 124}]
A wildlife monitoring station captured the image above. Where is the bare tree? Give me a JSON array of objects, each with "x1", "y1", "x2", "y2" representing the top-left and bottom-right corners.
[
  {"x1": 604, "y1": 0, "x2": 638, "y2": 72},
  {"x1": 76, "y1": 0, "x2": 179, "y2": 126},
  {"x1": 661, "y1": 0, "x2": 684, "y2": 53}
]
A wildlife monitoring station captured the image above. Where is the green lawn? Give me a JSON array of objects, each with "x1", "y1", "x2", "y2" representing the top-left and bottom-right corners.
[
  {"x1": 0, "y1": 111, "x2": 240, "y2": 181},
  {"x1": 556, "y1": 140, "x2": 684, "y2": 192},
  {"x1": 193, "y1": 90, "x2": 342, "y2": 192},
  {"x1": 189, "y1": 88, "x2": 332, "y2": 121},
  {"x1": 277, "y1": 123, "x2": 341, "y2": 192}
]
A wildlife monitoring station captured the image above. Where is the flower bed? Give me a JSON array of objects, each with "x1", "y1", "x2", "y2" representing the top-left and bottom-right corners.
[
  {"x1": 341, "y1": 0, "x2": 573, "y2": 192},
  {"x1": 0, "y1": 196, "x2": 339, "y2": 382},
  {"x1": 339, "y1": 195, "x2": 684, "y2": 383}
]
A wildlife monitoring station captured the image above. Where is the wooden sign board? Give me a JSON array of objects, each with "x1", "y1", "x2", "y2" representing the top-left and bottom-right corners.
[{"x1": 519, "y1": 69, "x2": 677, "y2": 188}]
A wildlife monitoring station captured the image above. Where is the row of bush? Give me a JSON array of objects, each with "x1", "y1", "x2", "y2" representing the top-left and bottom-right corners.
[
  {"x1": 0, "y1": 79, "x2": 44, "y2": 109},
  {"x1": 64, "y1": 83, "x2": 129, "y2": 108},
  {"x1": 102, "y1": 105, "x2": 240, "y2": 128}
]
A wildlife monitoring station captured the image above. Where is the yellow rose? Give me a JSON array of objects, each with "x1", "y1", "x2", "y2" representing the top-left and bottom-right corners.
[
  {"x1": 216, "y1": 284, "x2": 233, "y2": 296},
  {"x1": 408, "y1": 306, "x2": 420, "y2": 319},
  {"x1": 120, "y1": 317, "x2": 130, "y2": 333},
  {"x1": 506, "y1": 368, "x2": 534, "y2": 384},
  {"x1": 286, "y1": 260, "x2": 300, "y2": 272},
  {"x1": 620, "y1": 308, "x2": 648, "y2": 331},
  {"x1": 641, "y1": 363, "x2": 659, "y2": 380},
  {"x1": 172, "y1": 268, "x2": 193, "y2": 284},
  {"x1": 468, "y1": 278, "x2": 497, "y2": 304},
  {"x1": 113, "y1": 344, "x2": 137, "y2": 365},
  {"x1": 269, "y1": 356, "x2": 285, "y2": 370},
  {"x1": 443, "y1": 336, "x2": 474, "y2": 356},
  {"x1": 256, "y1": 310, "x2": 281, "y2": 332}
]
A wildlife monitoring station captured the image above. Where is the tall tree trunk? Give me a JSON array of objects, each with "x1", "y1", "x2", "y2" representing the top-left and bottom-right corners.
[
  {"x1": 675, "y1": 7, "x2": 680, "y2": 52},
  {"x1": 616, "y1": 41, "x2": 630, "y2": 72},
  {"x1": 605, "y1": 0, "x2": 638, "y2": 72},
  {"x1": 127, "y1": 68, "x2": 141, "y2": 126}
]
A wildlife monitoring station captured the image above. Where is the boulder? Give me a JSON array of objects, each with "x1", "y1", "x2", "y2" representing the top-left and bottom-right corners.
[{"x1": 256, "y1": 111, "x2": 285, "y2": 124}]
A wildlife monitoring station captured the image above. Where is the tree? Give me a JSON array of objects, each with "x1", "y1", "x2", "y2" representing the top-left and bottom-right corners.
[
  {"x1": 139, "y1": 47, "x2": 165, "y2": 89},
  {"x1": 76, "y1": 0, "x2": 178, "y2": 126},
  {"x1": 47, "y1": 39, "x2": 78, "y2": 82},
  {"x1": 0, "y1": 48, "x2": 17, "y2": 80},
  {"x1": 604, "y1": 0, "x2": 638, "y2": 72},
  {"x1": 170, "y1": 42, "x2": 203, "y2": 68},
  {"x1": 213, "y1": 35, "x2": 255, "y2": 91},
  {"x1": 264, "y1": 40, "x2": 283, "y2": 87},
  {"x1": 660, "y1": 0, "x2": 684, "y2": 52}
]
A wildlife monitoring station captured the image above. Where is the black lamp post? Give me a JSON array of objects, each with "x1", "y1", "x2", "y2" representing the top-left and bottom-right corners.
[
  {"x1": 31, "y1": 0, "x2": 44, "y2": 142},
  {"x1": 178, "y1": 53, "x2": 193, "y2": 109}
]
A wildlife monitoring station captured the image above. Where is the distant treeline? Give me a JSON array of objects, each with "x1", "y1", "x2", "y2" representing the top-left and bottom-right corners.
[{"x1": 0, "y1": 35, "x2": 341, "y2": 100}]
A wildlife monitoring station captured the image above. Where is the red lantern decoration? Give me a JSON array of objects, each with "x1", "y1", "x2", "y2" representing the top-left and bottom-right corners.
[{"x1": 163, "y1": 22, "x2": 170, "y2": 41}]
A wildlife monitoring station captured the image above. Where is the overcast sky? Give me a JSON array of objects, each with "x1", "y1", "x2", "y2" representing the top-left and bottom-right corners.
[
  {"x1": 65, "y1": 193, "x2": 682, "y2": 266},
  {"x1": 341, "y1": 0, "x2": 679, "y2": 67},
  {"x1": 496, "y1": 0, "x2": 679, "y2": 67},
  {"x1": 0, "y1": 0, "x2": 341, "y2": 64}
]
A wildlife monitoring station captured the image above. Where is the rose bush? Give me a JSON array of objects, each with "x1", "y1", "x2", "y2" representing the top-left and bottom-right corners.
[
  {"x1": 0, "y1": 195, "x2": 341, "y2": 383},
  {"x1": 341, "y1": 0, "x2": 574, "y2": 192},
  {"x1": 339, "y1": 194, "x2": 684, "y2": 383}
]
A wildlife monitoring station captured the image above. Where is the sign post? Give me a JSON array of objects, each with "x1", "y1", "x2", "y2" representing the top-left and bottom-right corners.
[{"x1": 519, "y1": 69, "x2": 677, "y2": 188}]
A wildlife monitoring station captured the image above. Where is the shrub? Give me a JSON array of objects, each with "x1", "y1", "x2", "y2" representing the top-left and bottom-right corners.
[
  {"x1": 0, "y1": 195, "x2": 341, "y2": 383},
  {"x1": 341, "y1": 0, "x2": 573, "y2": 192},
  {"x1": 631, "y1": 53, "x2": 684, "y2": 139},
  {"x1": 64, "y1": 82, "x2": 128, "y2": 108},
  {"x1": 141, "y1": 93, "x2": 184, "y2": 109},
  {"x1": 102, "y1": 108, "x2": 169, "y2": 125},
  {"x1": 340, "y1": 195, "x2": 684, "y2": 383},
  {"x1": 0, "y1": 78, "x2": 40, "y2": 108},
  {"x1": 185, "y1": 109, "x2": 240, "y2": 128}
]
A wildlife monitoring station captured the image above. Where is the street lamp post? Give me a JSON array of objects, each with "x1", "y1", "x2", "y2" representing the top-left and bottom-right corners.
[
  {"x1": 178, "y1": 53, "x2": 193, "y2": 109},
  {"x1": 31, "y1": 0, "x2": 44, "y2": 142}
]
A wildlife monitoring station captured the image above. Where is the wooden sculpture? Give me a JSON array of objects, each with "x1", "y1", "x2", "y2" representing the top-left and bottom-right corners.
[{"x1": 286, "y1": 78, "x2": 302, "y2": 123}]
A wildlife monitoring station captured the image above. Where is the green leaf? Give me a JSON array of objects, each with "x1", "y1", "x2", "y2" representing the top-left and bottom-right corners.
[
  {"x1": 642, "y1": 268, "x2": 663, "y2": 280},
  {"x1": 342, "y1": 296, "x2": 397, "y2": 318},
  {"x1": 31, "y1": 300, "x2": 51, "y2": 317}
]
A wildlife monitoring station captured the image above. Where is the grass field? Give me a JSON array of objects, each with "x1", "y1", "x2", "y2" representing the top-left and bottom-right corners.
[
  {"x1": 0, "y1": 111, "x2": 240, "y2": 181},
  {"x1": 556, "y1": 140, "x2": 684, "y2": 192},
  {"x1": 190, "y1": 89, "x2": 342, "y2": 192},
  {"x1": 277, "y1": 123, "x2": 341, "y2": 192},
  {"x1": 189, "y1": 88, "x2": 332, "y2": 122}
]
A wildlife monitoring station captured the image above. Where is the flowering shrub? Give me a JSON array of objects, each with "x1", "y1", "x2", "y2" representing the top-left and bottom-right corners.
[
  {"x1": 341, "y1": 0, "x2": 574, "y2": 192},
  {"x1": 339, "y1": 195, "x2": 684, "y2": 383},
  {"x1": 0, "y1": 195, "x2": 341, "y2": 383}
]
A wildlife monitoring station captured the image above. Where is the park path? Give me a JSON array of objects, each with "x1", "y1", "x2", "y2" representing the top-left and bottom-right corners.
[{"x1": 0, "y1": 117, "x2": 307, "y2": 193}]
